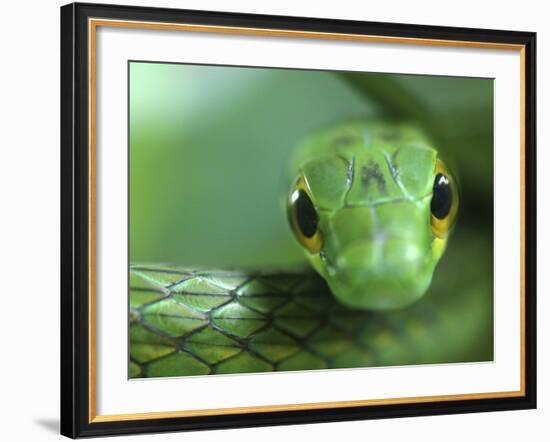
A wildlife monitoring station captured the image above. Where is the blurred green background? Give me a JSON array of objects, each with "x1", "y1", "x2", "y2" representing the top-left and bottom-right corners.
[{"x1": 129, "y1": 62, "x2": 493, "y2": 273}]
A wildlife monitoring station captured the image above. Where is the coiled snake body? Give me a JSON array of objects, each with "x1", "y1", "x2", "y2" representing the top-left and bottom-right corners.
[{"x1": 129, "y1": 119, "x2": 492, "y2": 378}]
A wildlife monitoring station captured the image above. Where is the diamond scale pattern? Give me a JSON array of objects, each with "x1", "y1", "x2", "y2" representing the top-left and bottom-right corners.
[{"x1": 129, "y1": 237, "x2": 493, "y2": 378}]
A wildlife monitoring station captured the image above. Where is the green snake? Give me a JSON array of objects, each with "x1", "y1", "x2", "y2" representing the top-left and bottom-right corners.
[
  {"x1": 129, "y1": 75, "x2": 493, "y2": 378},
  {"x1": 286, "y1": 120, "x2": 457, "y2": 310}
]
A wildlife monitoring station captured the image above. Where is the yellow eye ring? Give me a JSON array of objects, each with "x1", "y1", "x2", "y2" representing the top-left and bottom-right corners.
[
  {"x1": 287, "y1": 176, "x2": 323, "y2": 254},
  {"x1": 430, "y1": 159, "x2": 459, "y2": 239}
]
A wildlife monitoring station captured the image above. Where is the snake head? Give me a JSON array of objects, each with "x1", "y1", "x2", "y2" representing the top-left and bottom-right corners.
[{"x1": 287, "y1": 121, "x2": 458, "y2": 311}]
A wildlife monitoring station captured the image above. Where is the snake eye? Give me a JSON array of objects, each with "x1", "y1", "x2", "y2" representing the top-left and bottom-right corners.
[
  {"x1": 430, "y1": 159, "x2": 459, "y2": 238},
  {"x1": 288, "y1": 176, "x2": 322, "y2": 254}
]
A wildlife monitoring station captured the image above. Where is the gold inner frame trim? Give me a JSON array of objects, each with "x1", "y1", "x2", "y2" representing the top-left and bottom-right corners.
[{"x1": 88, "y1": 17, "x2": 527, "y2": 424}]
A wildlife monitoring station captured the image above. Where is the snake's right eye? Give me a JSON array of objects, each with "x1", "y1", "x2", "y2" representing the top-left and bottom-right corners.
[{"x1": 288, "y1": 176, "x2": 323, "y2": 254}]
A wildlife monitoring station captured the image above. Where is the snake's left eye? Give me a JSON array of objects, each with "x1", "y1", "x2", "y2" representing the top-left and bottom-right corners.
[
  {"x1": 430, "y1": 159, "x2": 459, "y2": 238},
  {"x1": 288, "y1": 176, "x2": 323, "y2": 254}
]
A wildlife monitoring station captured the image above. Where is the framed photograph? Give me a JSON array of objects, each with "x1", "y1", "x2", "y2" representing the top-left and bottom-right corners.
[{"x1": 60, "y1": 2, "x2": 537, "y2": 438}]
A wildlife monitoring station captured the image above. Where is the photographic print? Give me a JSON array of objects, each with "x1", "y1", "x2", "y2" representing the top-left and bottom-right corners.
[
  {"x1": 128, "y1": 63, "x2": 494, "y2": 378},
  {"x1": 61, "y1": 3, "x2": 535, "y2": 436}
]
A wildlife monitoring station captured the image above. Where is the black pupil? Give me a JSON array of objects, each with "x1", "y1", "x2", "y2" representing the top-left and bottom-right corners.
[
  {"x1": 295, "y1": 190, "x2": 318, "y2": 238},
  {"x1": 431, "y1": 173, "x2": 452, "y2": 220}
]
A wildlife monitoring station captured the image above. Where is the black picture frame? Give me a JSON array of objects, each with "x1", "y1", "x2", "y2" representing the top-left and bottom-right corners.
[{"x1": 60, "y1": 2, "x2": 537, "y2": 438}]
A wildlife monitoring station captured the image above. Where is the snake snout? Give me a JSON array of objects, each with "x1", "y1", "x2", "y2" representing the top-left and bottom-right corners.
[
  {"x1": 328, "y1": 238, "x2": 434, "y2": 311},
  {"x1": 336, "y1": 239, "x2": 423, "y2": 285},
  {"x1": 319, "y1": 203, "x2": 436, "y2": 310}
]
